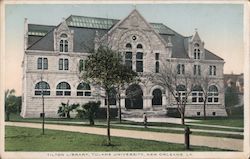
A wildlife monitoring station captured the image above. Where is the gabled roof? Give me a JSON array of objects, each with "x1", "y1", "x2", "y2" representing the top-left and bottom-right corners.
[{"x1": 27, "y1": 12, "x2": 223, "y2": 61}]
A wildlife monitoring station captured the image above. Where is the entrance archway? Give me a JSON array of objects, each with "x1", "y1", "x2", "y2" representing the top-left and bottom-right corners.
[
  {"x1": 152, "y1": 89, "x2": 162, "y2": 106},
  {"x1": 125, "y1": 84, "x2": 143, "y2": 109}
]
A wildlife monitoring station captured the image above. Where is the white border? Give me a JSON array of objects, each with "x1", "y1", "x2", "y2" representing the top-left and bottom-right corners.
[{"x1": 0, "y1": 0, "x2": 249, "y2": 159}]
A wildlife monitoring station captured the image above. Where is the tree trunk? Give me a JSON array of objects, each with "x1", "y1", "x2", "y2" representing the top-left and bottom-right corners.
[
  {"x1": 90, "y1": 116, "x2": 94, "y2": 125},
  {"x1": 203, "y1": 102, "x2": 206, "y2": 120},
  {"x1": 67, "y1": 111, "x2": 70, "y2": 119},
  {"x1": 180, "y1": 111, "x2": 185, "y2": 125},
  {"x1": 118, "y1": 93, "x2": 122, "y2": 123},
  {"x1": 106, "y1": 92, "x2": 111, "y2": 146}
]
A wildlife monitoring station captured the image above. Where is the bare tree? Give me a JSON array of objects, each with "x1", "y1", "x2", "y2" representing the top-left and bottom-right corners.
[
  {"x1": 152, "y1": 60, "x2": 196, "y2": 125},
  {"x1": 194, "y1": 74, "x2": 221, "y2": 120}
]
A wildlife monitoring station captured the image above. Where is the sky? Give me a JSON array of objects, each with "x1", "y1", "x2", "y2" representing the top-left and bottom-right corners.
[{"x1": 4, "y1": 3, "x2": 244, "y2": 95}]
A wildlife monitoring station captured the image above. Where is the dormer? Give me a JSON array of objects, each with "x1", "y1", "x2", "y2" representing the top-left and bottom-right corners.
[
  {"x1": 188, "y1": 29, "x2": 205, "y2": 60},
  {"x1": 54, "y1": 18, "x2": 74, "y2": 53}
]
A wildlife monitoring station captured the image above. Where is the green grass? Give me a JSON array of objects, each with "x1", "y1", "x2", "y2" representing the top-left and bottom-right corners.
[
  {"x1": 113, "y1": 121, "x2": 243, "y2": 132},
  {"x1": 5, "y1": 126, "x2": 230, "y2": 151},
  {"x1": 8, "y1": 114, "x2": 243, "y2": 139},
  {"x1": 187, "y1": 116, "x2": 244, "y2": 128}
]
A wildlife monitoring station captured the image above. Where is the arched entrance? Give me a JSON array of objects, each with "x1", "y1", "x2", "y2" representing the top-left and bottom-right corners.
[
  {"x1": 152, "y1": 89, "x2": 162, "y2": 106},
  {"x1": 125, "y1": 84, "x2": 143, "y2": 109}
]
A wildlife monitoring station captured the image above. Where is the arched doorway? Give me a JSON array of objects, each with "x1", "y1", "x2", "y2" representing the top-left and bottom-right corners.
[
  {"x1": 152, "y1": 89, "x2": 162, "y2": 106},
  {"x1": 125, "y1": 84, "x2": 143, "y2": 109}
]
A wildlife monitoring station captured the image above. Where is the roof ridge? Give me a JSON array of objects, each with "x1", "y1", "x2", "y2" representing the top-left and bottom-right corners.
[{"x1": 28, "y1": 24, "x2": 55, "y2": 27}]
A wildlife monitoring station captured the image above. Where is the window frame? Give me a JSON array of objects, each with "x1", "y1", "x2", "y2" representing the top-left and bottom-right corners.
[
  {"x1": 77, "y1": 82, "x2": 91, "y2": 97},
  {"x1": 56, "y1": 82, "x2": 71, "y2": 96},
  {"x1": 34, "y1": 81, "x2": 50, "y2": 96},
  {"x1": 208, "y1": 85, "x2": 219, "y2": 103},
  {"x1": 59, "y1": 34, "x2": 69, "y2": 53},
  {"x1": 136, "y1": 52, "x2": 143, "y2": 72}
]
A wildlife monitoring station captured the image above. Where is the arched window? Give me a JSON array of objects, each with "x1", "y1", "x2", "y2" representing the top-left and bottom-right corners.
[
  {"x1": 208, "y1": 85, "x2": 219, "y2": 103},
  {"x1": 155, "y1": 53, "x2": 160, "y2": 73},
  {"x1": 152, "y1": 88, "x2": 162, "y2": 106},
  {"x1": 126, "y1": 43, "x2": 132, "y2": 49},
  {"x1": 192, "y1": 85, "x2": 203, "y2": 103},
  {"x1": 136, "y1": 52, "x2": 143, "y2": 72},
  {"x1": 176, "y1": 85, "x2": 186, "y2": 102},
  {"x1": 77, "y1": 82, "x2": 91, "y2": 96},
  {"x1": 59, "y1": 34, "x2": 68, "y2": 53},
  {"x1": 137, "y1": 44, "x2": 143, "y2": 49},
  {"x1": 35, "y1": 81, "x2": 50, "y2": 96},
  {"x1": 79, "y1": 59, "x2": 85, "y2": 72},
  {"x1": 56, "y1": 82, "x2": 71, "y2": 96},
  {"x1": 194, "y1": 43, "x2": 200, "y2": 59}
]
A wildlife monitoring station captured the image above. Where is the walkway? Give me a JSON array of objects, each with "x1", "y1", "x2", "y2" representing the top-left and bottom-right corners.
[
  {"x1": 123, "y1": 117, "x2": 243, "y2": 130},
  {"x1": 5, "y1": 122, "x2": 243, "y2": 151}
]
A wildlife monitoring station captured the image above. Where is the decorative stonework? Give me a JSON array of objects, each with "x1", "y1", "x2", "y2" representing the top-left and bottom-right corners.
[{"x1": 53, "y1": 20, "x2": 74, "y2": 53}]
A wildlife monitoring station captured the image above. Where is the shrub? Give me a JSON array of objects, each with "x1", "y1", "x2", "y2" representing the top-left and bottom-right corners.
[{"x1": 77, "y1": 101, "x2": 101, "y2": 125}]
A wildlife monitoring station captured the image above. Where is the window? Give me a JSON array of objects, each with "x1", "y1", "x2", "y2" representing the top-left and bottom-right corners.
[
  {"x1": 194, "y1": 65, "x2": 201, "y2": 76},
  {"x1": 209, "y1": 65, "x2": 216, "y2": 76},
  {"x1": 137, "y1": 44, "x2": 143, "y2": 49},
  {"x1": 197, "y1": 112, "x2": 201, "y2": 116},
  {"x1": 37, "y1": 57, "x2": 48, "y2": 70},
  {"x1": 59, "y1": 34, "x2": 68, "y2": 53},
  {"x1": 212, "y1": 112, "x2": 216, "y2": 116},
  {"x1": 79, "y1": 59, "x2": 85, "y2": 72},
  {"x1": 77, "y1": 82, "x2": 91, "y2": 96},
  {"x1": 59, "y1": 58, "x2": 69, "y2": 70},
  {"x1": 177, "y1": 64, "x2": 185, "y2": 75},
  {"x1": 125, "y1": 52, "x2": 132, "y2": 70},
  {"x1": 208, "y1": 85, "x2": 219, "y2": 103},
  {"x1": 126, "y1": 43, "x2": 132, "y2": 49},
  {"x1": 155, "y1": 61, "x2": 159, "y2": 73},
  {"x1": 56, "y1": 82, "x2": 71, "y2": 96},
  {"x1": 176, "y1": 85, "x2": 187, "y2": 103},
  {"x1": 64, "y1": 59, "x2": 69, "y2": 70},
  {"x1": 155, "y1": 53, "x2": 159, "y2": 60},
  {"x1": 34, "y1": 81, "x2": 50, "y2": 96},
  {"x1": 155, "y1": 53, "x2": 160, "y2": 73},
  {"x1": 136, "y1": 52, "x2": 143, "y2": 72},
  {"x1": 194, "y1": 43, "x2": 200, "y2": 59},
  {"x1": 192, "y1": 85, "x2": 203, "y2": 103}
]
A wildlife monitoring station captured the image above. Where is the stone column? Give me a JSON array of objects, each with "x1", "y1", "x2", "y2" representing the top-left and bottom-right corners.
[
  {"x1": 144, "y1": 95, "x2": 153, "y2": 110},
  {"x1": 120, "y1": 91, "x2": 126, "y2": 109},
  {"x1": 162, "y1": 94, "x2": 167, "y2": 108}
]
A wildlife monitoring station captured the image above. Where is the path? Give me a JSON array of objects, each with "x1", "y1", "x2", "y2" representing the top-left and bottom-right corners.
[
  {"x1": 5, "y1": 122, "x2": 243, "y2": 151},
  {"x1": 123, "y1": 117, "x2": 243, "y2": 130}
]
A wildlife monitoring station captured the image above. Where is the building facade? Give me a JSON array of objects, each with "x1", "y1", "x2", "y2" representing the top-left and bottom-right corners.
[{"x1": 21, "y1": 9, "x2": 227, "y2": 118}]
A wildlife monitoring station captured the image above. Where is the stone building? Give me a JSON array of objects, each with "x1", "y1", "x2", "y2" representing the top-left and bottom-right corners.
[{"x1": 21, "y1": 9, "x2": 227, "y2": 118}]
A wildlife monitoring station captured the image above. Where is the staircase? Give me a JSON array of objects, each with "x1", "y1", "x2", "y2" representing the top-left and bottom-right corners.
[{"x1": 121, "y1": 109, "x2": 167, "y2": 118}]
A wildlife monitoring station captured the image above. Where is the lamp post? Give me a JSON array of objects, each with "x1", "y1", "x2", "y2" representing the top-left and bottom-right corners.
[{"x1": 40, "y1": 73, "x2": 45, "y2": 135}]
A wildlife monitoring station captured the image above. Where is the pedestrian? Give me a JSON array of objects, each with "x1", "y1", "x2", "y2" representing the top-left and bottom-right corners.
[{"x1": 143, "y1": 112, "x2": 147, "y2": 128}]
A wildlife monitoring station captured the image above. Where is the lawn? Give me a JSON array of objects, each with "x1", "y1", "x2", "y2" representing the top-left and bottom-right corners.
[
  {"x1": 186, "y1": 116, "x2": 244, "y2": 128},
  {"x1": 7, "y1": 114, "x2": 243, "y2": 139},
  {"x1": 5, "y1": 126, "x2": 229, "y2": 151}
]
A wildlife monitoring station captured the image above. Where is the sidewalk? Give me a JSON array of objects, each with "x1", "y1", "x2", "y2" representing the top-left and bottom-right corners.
[
  {"x1": 16, "y1": 119, "x2": 243, "y2": 135},
  {"x1": 5, "y1": 122, "x2": 243, "y2": 151},
  {"x1": 123, "y1": 117, "x2": 243, "y2": 130}
]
